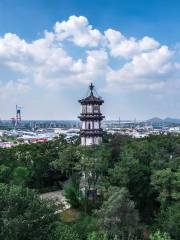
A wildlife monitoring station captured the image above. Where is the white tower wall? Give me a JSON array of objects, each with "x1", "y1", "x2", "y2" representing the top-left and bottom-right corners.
[{"x1": 78, "y1": 83, "x2": 104, "y2": 146}]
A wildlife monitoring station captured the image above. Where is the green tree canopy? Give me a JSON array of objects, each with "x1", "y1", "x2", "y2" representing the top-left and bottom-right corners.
[
  {"x1": 101, "y1": 187, "x2": 140, "y2": 240},
  {"x1": 150, "y1": 231, "x2": 172, "y2": 240},
  {"x1": 0, "y1": 184, "x2": 58, "y2": 240}
]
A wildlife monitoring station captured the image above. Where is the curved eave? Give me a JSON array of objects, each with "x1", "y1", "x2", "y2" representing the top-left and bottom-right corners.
[
  {"x1": 78, "y1": 115, "x2": 105, "y2": 121},
  {"x1": 80, "y1": 129, "x2": 104, "y2": 137},
  {"x1": 80, "y1": 128, "x2": 103, "y2": 132},
  {"x1": 78, "y1": 99, "x2": 104, "y2": 105}
]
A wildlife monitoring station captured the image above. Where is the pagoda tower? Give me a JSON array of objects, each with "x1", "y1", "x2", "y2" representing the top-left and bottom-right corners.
[{"x1": 78, "y1": 83, "x2": 104, "y2": 146}]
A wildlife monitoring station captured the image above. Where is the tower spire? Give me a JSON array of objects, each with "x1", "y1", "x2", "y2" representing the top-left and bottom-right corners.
[{"x1": 89, "y1": 83, "x2": 94, "y2": 95}]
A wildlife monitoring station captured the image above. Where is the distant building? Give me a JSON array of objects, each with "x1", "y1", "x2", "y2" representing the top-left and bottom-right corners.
[{"x1": 78, "y1": 83, "x2": 104, "y2": 146}]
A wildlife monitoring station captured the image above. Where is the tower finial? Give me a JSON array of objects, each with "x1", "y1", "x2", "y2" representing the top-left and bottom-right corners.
[{"x1": 89, "y1": 83, "x2": 94, "y2": 95}]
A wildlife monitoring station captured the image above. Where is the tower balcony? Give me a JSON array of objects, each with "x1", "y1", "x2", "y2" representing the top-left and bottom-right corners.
[
  {"x1": 80, "y1": 128, "x2": 104, "y2": 137},
  {"x1": 78, "y1": 113, "x2": 105, "y2": 121}
]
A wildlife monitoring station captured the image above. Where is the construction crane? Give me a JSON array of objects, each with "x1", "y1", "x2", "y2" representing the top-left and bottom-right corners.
[
  {"x1": 11, "y1": 105, "x2": 23, "y2": 127},
  {"x1": 16, "y1": 105, "x2": 23, "y2": 124}
]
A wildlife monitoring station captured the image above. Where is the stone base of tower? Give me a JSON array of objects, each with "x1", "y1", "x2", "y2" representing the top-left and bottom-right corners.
[{"x1": 81, "y1": 136, "x2": 102, "y2": 146}]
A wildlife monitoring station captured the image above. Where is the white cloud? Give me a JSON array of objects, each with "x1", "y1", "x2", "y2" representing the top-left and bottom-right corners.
[
  {"x1": 105, "y1": 28, "x2": 160, "y2": 59},
  {"x1": 0, "y1": 32, "x2": 105, "y2": 91},
  {"x1": 54, "y1": 15, "x2": 103, "y2": 47},
  {"x1": 0, "y1": 15, "x2": 179, "y2": 97},
  {"x1": 106, "y1": 46, "x2": 176, "y2": 91}
]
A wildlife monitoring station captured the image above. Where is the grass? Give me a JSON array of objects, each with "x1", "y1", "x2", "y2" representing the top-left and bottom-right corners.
[{"x1": 61, "y1": 208, "x2": 81, "y2": 223}]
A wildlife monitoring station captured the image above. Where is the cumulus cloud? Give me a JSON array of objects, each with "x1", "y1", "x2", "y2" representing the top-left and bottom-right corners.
[
  {"x1": 0, "y1": 31, "x2": 105, "y2": 91},
  {"x1": 0, "y1": 15, "x2": 180, "y2": 97},
  {"x1": 54, "y1": 15, "x2": 103, "y2": 47},
  {"x1": 106, "y1": 46, "x2": 175, "y2": 91},
  {"x1": 104, "y1": 28, "x2": 160, "y2": 59}
]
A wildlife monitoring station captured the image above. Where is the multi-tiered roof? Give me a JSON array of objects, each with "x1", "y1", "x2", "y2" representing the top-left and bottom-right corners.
[
  {"x1": 79, "y1": 83, "x2": 104, "y2": 105},
  {"x1": 78, "y1": 83, "x2": 104, "y2": 138},
  {"x1": 78, "y1": 83, "x2": 104, "y2": 120}
]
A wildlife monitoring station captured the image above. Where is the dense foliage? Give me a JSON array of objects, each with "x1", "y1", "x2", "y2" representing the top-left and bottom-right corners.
[
  {"x1": 0, "y1": 134, "x2": 179, "y2": 239},
  {"x1": 0, "y1": 136, "x2": 69, "y2": 190},
  {"x1": 0, "y1": 184, "x2": 58, "y2": 240}
]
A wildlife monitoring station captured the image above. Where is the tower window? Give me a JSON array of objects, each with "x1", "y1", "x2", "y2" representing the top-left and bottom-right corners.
[
  {"x1": 82, "y1": 105, "x2": 86, "y2": 113},
  {"x1": 94, "y1": 105, "x2": 99, "y2": 113},
  {"x1": 88, "y1": 123, "x2": 91, "y2": 129},
  {"x1": 87, "y1": 105, "x2": 92, "y2": 113}
]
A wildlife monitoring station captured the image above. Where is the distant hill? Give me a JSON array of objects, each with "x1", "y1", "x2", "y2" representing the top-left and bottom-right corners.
[
  {"x1": 146, "y1": 117, "x2": 180, "y2": 124},
  {"x1": 164, "y1": 118, "x2": 180, "y2": 124},
  {"x1": 146, "y1": 117, "x2": 163, "y2": 123}
]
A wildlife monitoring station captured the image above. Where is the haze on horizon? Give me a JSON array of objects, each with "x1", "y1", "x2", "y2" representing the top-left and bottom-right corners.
[{"x1": 0, "y1": 0, "x2": 180, "y2": 121}]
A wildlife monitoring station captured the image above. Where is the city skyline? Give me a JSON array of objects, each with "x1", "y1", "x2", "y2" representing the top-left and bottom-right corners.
[{"x1": 0, "y1": 0, "x2": 180, "y2": 120}]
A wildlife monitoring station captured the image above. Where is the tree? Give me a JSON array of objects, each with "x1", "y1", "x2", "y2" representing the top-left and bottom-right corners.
[
  {"x1": 109, "y1": 144, "x2": 157, "y2": 223},
  {"x1": 71, "y1": 215, "x2": 99, "y2": 240},
  {"x1": 0, "y1": 164, "x2": 11, "y2": 183},
  {"x1": 149, "y1": 231, "x2": 171, "y2": 240},
  {"x1": 87, "y1": 231, "x2": 108, "y2": 240},
  {"x1": 151, "y1": 168, "x2": 179, "y2": 207},
  {"x1": 53, "y1": 223, "x2": 80, "y2": 240},
  {"x1": 158, "y1": 202, "x2": 180, "y2": 240},
  {"x1": 77, "y1": 145, "x2": 110, "y2": 197},
  {"x1": 101, "y1": 187, "x2": 141, "y2": 240},
  {"x1": 64, "y1": 175, "x2": 83, "y2": 208},
  {"x1": 13, "y1": 166, "x2": 29, "y2": 186},
  {"x1": 0, "y1": 138, "x2": 69, "y2": 189},
  {"x1": 50, "y1": 144, "x2": 80, "y2": 178},
  {"x1": 0, "y1": 184, "x2": 58, "y2": 240}
]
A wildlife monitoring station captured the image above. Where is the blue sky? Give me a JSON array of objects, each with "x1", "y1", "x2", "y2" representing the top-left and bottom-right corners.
[{"x1": 0, "y1": 0, "x2": 180, "y2": 120}]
